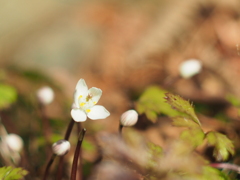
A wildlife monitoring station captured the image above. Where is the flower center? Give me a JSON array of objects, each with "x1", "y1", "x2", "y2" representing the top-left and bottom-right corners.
[
  {"x1": 86, "y1": 94, "x2": 92, "y2": 102},
  {"x1": 78, "y1": 94, "x2": 95, "y2": 112}
]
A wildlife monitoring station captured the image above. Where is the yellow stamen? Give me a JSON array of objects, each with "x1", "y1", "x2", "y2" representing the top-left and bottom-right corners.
[
  {"x1": 80, "y1": 102, "x2": 85, "y2": 107},
  {"x1": 78, "y1": 95, "x2": 83, "y2": 99},
  {"x1": 93, "y1": 101, "x2": 96, "y2": 104},
  {"x1": 86, "y1": 109, "x2": 91, "y2": 113}
]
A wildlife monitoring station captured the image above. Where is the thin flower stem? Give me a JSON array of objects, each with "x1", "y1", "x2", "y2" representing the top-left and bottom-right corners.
[
  {"x1": 71, "y1": 128, "x2": 86, "y2": 180},
  {"x1": 211, "y1": 163, "x2": 240, "y2": 173},
  {"x1": 64, "y1": 118, "x2": 75, "y2": 140},
  {"x1": 77, "y1": 123, "x2": 83, "y2": 180},
  {"x1": 42, "y1": 154, "x2": 56, "y2": 180},
  {"x1": 39, "y1": 103, "x2": 52, "y2": 144},
  {"x1": 56, "y1": 119, "x2": 75, "y2": 180},
  {"x1": 119, "y1": 124, "x2": 123, "y2": 135},
  {"x1": 38, "y1": 103, "x2": 52, "y2": 159}
]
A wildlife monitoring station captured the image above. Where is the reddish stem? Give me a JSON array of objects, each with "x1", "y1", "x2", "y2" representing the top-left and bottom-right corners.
[
  {"x1": 211, "y1": 163, "x2": 240, "y2": 173},
  {"x1": 39, "y1": 103, "x2": 52, "y2": 157},
  {"x1": 71, "y1": 128, "x2": 86, "y2": 180},
  {"x1": 56, "y1": 119, "x2": 75, "y2": 180},
  {"x1": 42, "y1": 154, "x2": 56, "y2": 180}
]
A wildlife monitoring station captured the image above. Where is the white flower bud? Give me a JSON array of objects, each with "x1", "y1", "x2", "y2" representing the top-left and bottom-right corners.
[
  {"x1": 2, "y1": 133, "x2": 24, "y2": 153},
  {"x1": 52, "y1": 140, "x2": 70, "y2": 156},
  {"x1": 36, "y1": 86, "x2": 54, "y2": 105},
  {"x1": 179, "y1": 59, "x2": 202, "y2": 78},
  {"x1": 120, "y1": 110, "x2": 138, "y2": 126}
]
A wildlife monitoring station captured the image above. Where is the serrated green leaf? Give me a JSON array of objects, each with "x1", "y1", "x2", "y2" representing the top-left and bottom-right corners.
[
  {"x1": 0, "y1": 84, "x2": 17, "y2": 109},
  {"x1": 135, "y1": 86, "x2": 182, "y2": 123},
  {"x1": 0, "y1": 166, "x2": 28, "y2": 180},
  {"x1": 206, "y1": 132, "x2": 235, "y2": 161},
  {"x1": 165, "y1": 93, "x2": 201, "y2": 126},
  {"x1": 171, "y1": 116, "x2": 200, "y2": 128},
  {"x1": 180, "y1": 128, "x2": 205, "y2": 148}
]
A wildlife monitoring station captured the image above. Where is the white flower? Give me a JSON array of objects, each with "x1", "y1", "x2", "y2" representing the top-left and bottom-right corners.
[
  {"x1": 179, "y1": 59, "x2": 202, "y2": 78},
  {"x1": 120, "y1": 110, "x2": 138, "y2": 126},
  {"x1": 37, "y1": 86, "x2": 54, "y2": 105},
  {"x1": 52, "y1": 140, "x2": 70, "y2": 156},
  {"x1": 0, "y1": 133, "x2": 23, "y2": 164},
  {"x1": 1, "y1": 133, "x2": 23, "y2": 153},
  {"x1": 71, "y1": 79, "x2": 110, "y2": 122}
]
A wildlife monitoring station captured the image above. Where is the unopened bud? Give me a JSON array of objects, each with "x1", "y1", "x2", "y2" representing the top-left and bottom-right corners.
[
  {"x1": 52, "y1": 140, "x2": 70, "y2": 156},
  {"x1": 36, "y1": 86, "x2": 54, "y2": 105},
  {"x1": 179, "y1": 59, "x2": 202, "y2": 78},
  {"x1": 120, "y1": 110, "x2": 138, "y2": 126},
  {"x1": 2, "y1": 133, "x2": 23, "y2": 153}
]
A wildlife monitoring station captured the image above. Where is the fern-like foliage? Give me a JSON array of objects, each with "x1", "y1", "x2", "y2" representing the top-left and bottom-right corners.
[
  {"x1": 135, "y1": 86, "x2": 182, "y2": 122},
  {"x1": 165, "y1": 92, "x2": 235, "y2": 161}
]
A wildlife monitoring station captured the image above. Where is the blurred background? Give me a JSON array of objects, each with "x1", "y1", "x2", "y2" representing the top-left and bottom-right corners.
[{"x1": 1, "y1": 0, "x2": 240, "y2": 179}]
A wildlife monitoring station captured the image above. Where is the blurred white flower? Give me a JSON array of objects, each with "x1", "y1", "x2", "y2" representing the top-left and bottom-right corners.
[
  {"x1": 52, "y1": 140, "x2": 70, "y2": 156},
  {"x1": 0, "y1": 120, "x2": 23, "y2": 165},
  {"x1": 179, "y1": 59, "x2": 202, "y2": 78},
  {"x1": 120, "y1": 110, "x2": 138, "y2": 126},
  {"x1": 2, "y1": 133, "x2": 24, "y2": 153},
  {"x1": 37, "y1": 86, "x2": 54, "y2": 105},
  {"x1": 71, "y1": 79, "x2": 110, "y2": 122},
  {"x1": 0, "y1": 133, "x2": 24, "y2": 165}
]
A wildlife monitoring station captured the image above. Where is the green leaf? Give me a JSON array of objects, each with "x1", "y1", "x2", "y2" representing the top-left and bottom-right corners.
[
  {"x1": 0, "y1": 166, "x2": 28, "y2": 180},
  {"x1": 165, "y1": 93, "x2": 201, "y2": 126},
  {"x1": 172, "y1": 165, "x2": 231, "y2": 180},
  {"x1": 225, "y1": 94, "x2": 240, "y2": 107},
  {"x1": 225, "y1": 94, "x2": 240, "y2": 117},
  {"x1": 0, "y1": 84, "x2": 17, "y2": 109},
  {"x1": 180, "y1": 128, "x2": 205, "y2": 148},
  {"x1": 171, "y1": 116, "x2": 200, "y2": 128},
  {"x1": 145, "y1": 110, "x2": 158, "y2": 122},
  {"x1": 206, "y1": 132, "x2": 235, "y2": 161},
  {"x1": 135, "y1": 86, "x2": 182, "y2": 123},
  {"x1": 200, "y1": 166, "x2": 231, "y2": 180}
]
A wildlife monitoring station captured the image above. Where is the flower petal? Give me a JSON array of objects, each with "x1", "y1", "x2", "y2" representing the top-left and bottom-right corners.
[
  {"x1": 75, "y1": 79, "x2": 88, "y2": 91},
  {"x1": 71, "y1": 109, "x2": 87, "y2": 122},
  {"x1": 87, "y1": 105, "x2": 110, "y2": 120},
  {"x1": 74, "y1": 79, "x2": 89, "y2": 107},
  {"x1": 88, "y1": 87, "x2": 102, "y2": 104}
]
